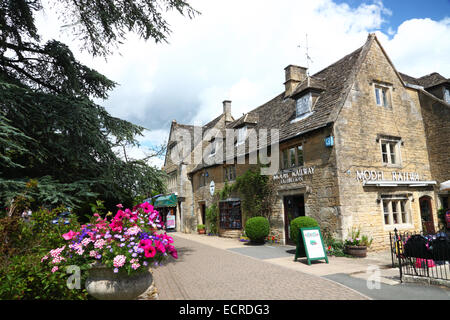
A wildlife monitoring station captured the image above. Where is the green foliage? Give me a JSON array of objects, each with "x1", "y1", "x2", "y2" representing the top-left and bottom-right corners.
[
  {"x1": 197, "y1": 224, "x2": 205, "y2": 230},
  {"x1": 0, "y1": 254, "x2": 89, "y2": 300},
  {"x1": 217, "y1": 181, "x2": 233, "y2": 200},
  {"x1": 232, "y1": 167, "x2": 276, "y2": 221},
  {"x1": 290, "y1": 216, "x2": 319, "y2": 244},
  {"x1": 245, "y1": 216, "x2": 270, "y2": 244},
  {"x1": 323, "y1": 233, "x2": 347, "y2": 257},
  {"x1": 0, "y1": 208, "x2": 87, "y2": 300},
  {"x1": 0, "y1": 1, "x2": 185, "y2": 211},
  {"x1": 205, "y1": 204, "x2": 219, "y2": 234}
]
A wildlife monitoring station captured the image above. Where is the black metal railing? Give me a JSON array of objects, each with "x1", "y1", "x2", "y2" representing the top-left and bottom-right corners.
[{"x1": 389, "y1": 229, "x2": 450, "y2": 282}]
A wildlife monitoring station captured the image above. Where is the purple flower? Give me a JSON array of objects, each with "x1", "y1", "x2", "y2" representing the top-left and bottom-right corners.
[{"x1": 114, "y1": 268, "x2": 119, "y2": 273}]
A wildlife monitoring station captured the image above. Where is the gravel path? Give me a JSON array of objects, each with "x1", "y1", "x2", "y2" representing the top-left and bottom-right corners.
[{"x1": 152, "y1": 235, "x2": 368, "y2": 300}]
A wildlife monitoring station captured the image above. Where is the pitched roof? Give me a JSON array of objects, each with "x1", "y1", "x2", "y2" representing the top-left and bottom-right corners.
[
  {"x1": 187, "y1": 37, "x2": 375, "y2": 174},
  {"x1": 400, "y1": 72, "x2": 449, "y2": 89}
]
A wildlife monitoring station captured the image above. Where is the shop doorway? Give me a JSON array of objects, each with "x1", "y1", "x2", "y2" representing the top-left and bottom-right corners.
[
  {"x1": 200, "y1": 203, "x2": 206, "y2": 225},
  {"x1": 283, "y1": 195, "x2": 305, "y2": 244},
  {"x1": 419, "y1": 196, "x2": 435, "y2": 234}
]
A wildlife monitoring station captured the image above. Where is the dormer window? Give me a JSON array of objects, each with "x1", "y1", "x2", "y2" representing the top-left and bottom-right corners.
[
  {"x1": 444, "y1": 88, "x2": 450, "y2": 104},
  {"x1": 295, "y1": 92, "x2": 312, "y2": 118},
  {"x1": 236, "y1": 126, "x2": 247, "y2": 145}
]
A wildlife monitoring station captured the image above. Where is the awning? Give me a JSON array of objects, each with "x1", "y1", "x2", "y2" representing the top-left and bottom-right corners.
[
  {"x1": 440, "y1": 180, "x2": 450, "y2": 191},
  {"x1": 154, "y1": 194, "x2": 177, "y2": 208},
  {"x1": 363, "y1": 180, "x2": 437, "y2": 187}
]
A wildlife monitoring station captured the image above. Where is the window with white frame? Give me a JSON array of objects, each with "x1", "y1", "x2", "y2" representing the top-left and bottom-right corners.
[
  {"x1": 295, "y1": 92, "x2": 312, "y2": 117},
  {"x1": 374, "y1": 85, "x2": 391, "y2": 108},
  {"x1": 382, "y1": 195, "x2": 410, "y2": 226},
  {"x1": 380, "y1": 139, "x2": 400, "y2": 165}
]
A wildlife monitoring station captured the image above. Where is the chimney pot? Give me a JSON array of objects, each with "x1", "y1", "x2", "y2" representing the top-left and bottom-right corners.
[{"x1": 223, "y1": 100, "x2": 232, "y2": 122}]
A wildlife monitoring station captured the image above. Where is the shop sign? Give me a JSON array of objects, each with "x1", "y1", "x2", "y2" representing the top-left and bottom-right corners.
[
  {"x1": 356, "y1": 170, "x2": 420, "y2": 182},
  {"x1": 273, "y1": 166, "x2": 315, "y2": 184},
  {"x1": 295, "y1": 227, "x2": 328, "y2": 265},
  {"x1": 166, "y1": 214, "x2": 176, "y2": 229},
  {"x1": 209, "y1": 180, "x2": 215, "y2": 196}
]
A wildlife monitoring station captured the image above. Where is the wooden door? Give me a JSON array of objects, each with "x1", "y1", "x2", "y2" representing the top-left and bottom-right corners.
[{"x1": 419, "y1": 196, "x2": 435, "y2": 234}]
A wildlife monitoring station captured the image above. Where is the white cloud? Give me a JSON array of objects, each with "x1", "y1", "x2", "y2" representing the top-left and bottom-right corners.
[
  {"x1": 33, "y1": 1, "x2": 450, "y2": 169},
  {"x1": 377, "y1": 18, "x2": 450, "y2": 77}
]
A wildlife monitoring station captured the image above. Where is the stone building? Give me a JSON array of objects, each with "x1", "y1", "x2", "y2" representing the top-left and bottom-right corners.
[{"x1": 162, "y1": 33, "x2": 449, "y2": 250}]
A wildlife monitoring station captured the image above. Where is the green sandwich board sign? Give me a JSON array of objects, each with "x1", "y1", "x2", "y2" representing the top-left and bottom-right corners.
[{"x1": 294, "y1": 227, "x2": 328, "y2": 265}]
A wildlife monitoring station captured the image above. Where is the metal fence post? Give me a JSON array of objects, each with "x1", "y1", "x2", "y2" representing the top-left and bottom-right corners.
[{"x1": 394, "y1": 228, "x2": 403, "y2": 283}]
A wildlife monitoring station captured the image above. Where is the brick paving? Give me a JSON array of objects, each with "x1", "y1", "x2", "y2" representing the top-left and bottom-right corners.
[{"x1": 152, "y1": 235, "x2": 368, "y2": 300}]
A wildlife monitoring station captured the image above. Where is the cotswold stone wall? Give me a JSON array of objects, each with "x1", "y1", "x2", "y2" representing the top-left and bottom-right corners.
[
  {"x1": 333, "y1": 39, "x2": 436, "y2": 251},
  {"x1": 273, "y1": 126, "x2": 341, "y2": 244},
  {"x1": 419, "y1": 91, "x2": 450, "y2": 211}
]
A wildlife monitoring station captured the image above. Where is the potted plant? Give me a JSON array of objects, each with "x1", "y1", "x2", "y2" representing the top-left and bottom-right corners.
[
  {"x1": 41, "y1": 201, "x2": 178, "y2": 300},
  {"x1": 344, "y1": 227, "x2": 373, "y2": 258},
  {"x1": 197, "y1": 224, "x2": 206, "y2": 234}
]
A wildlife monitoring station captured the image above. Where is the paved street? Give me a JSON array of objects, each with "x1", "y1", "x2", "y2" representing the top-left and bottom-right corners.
[
  {"x1": 152, "y1": 234, "x2": 368, "y2": 300},
  {"x1": 151, "y1": 232, "x2": 450, "y2": 300}
]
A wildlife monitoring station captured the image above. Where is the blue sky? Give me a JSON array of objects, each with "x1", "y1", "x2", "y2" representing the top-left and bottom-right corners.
[{"x1": 336, "y1": 0, "x2": 450, "y2": 36}]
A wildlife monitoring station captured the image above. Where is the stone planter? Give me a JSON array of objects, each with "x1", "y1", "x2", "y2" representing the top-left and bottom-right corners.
[
  {"x1": 85, "y1": 263, "x2": 153, "y2": 300},
  {"x1": 345, "y1": 245, "x2": 367, "y2": 258}
]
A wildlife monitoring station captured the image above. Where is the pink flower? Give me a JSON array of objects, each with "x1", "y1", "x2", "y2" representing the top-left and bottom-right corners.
[
  {"x1": 116, "y1": 204, "x2": 123, "y2": 209},
  {"x1": 166, "y1": 245, "x2": 178, "y2": 259},
  {"x1": 51, "y1": 266, "x2": 58, "y2": 273},
  {"x1": 131, "y1": 263, "x2": 141, "y2": 270},
  {"x1": 139, "y1": 202, "x2": 154, "y2": 214},
  {"x1": 89, "y1": 250, "x2": 98, "y2": 257},
  {"x1": 113, "y1": 255, "x2": 126, "y2": 268},
  {"x1": 125, "y1": 226, "x2": 141, "y2": 236},
  {"x1": 94, "y1": 239, "x2": 106, "y2": 249},
  {"x1": 144, "y1": 246, "x2": 156, "y2": 258},
  {"x1": 62, "y1": 230, "x2": 80, "y2": 240}
]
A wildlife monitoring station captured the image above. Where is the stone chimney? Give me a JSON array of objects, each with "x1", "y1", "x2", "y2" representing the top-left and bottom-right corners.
[
  {"x1": 284, "y1": 65, "x2": 307, "y2": 97},
  {"x1": 223, "y1": 100, "x2": 233, "y2": 122}
]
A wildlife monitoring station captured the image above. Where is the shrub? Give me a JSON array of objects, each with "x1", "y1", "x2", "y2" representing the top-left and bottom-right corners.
[
  {"x1": 290, "y1": 216, "x2": 319, "y2": 244},
  {"x1": 245, "y1": 216, "x2": 270, "y2": 243},
  {"x1": 197, "y1": 224, "x2": 205, "y2": 230},
  {"x1": 205, "y1": 204, "x2": 219, "y2": 234}
]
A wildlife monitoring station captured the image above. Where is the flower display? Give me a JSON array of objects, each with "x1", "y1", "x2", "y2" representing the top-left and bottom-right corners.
[
  {"x1": 42, "y1": 202, "x2": 177, "y2": 275},
  {"x1": 344, "y1": 227, "x2": 373, "y2": 247}
]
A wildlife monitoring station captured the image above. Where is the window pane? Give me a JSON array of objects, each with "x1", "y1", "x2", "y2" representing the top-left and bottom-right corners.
[
  {"x1": 392, "y1": 201, "x2": 398, "y2": 224},
  {"x1": 401, "y1": 201, "x2": 406, "y2": 224},
  {"x1": 296, "y1": 93, "x2": 311, "y2": 117},
  {"x1": 383, "y1": 201, "x2": 389, "y2": 225},
  {"x1": 282, "y1": 149, "x2": 288, "y2": 169},
  {"x1": 289, "y1": 148, "x2": 296, "y2": 167},
  {"x1": 444, "y1": 88, "x2": 450, "y2": 104},
  {"x1": 381, "y1": 143, "x2": 388, "y2": 163},
  {"x1": 210, "y1": 140, "x2": 216, "y2": 154},
  {"x1": 297, "y1": 145, "x2": 304, "y2": 166},
  {"x1": 375, "y1": 87, "x2": 381, "y2": 105},
  {"x1": 389, "y1": 143, "x2": 396, "y2": 164},
  {"x1": 383, "y1": 89, "x2": 388, "y2": 107}
]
